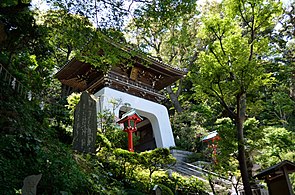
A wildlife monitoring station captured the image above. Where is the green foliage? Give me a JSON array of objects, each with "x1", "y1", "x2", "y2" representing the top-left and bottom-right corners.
[
  {"x1": 98, "y1": 109, "x2": 130, "y2": 149},
  {"x1": 66, "y1": 92, "x2": 81, "y2": 121},
  {"x1": 92, "y1": 145, "x2": 207, "y2": 194},
  {"x1": 129, "y1": 0, "x2": 199, "y2": 61},
  {"x1": 156, "y1": 184, "x2": 174, "y2": 195},
  {"x1": 0, "y1": 82, "x2": 90, "y2": 194},
  {"x1": 123, "y1": 189, "x2": 146, "y2": 195},
  {"x1": 214, "y1": 116, "x2": 295, "y2": 180},
  {"x1": 2, "y1": 0, "x2": 295, "y2": 193},
  {"x1": 171, "y1": 108, "x2": 209, "y2": 152},
  {"x1": 192, "y1": 0, "x2": 282, "y2": 111},
  {"x1": 213, "y1": 118, "x2": 239, "y2": 172},
  {"x1": 36, "y1": 144, "x2": 90, "y2": 194},
  {"x1": 190, "y1": 0, "x2": 283, "y2": 191},
  {"x1": 112, "y1": 148, "x2": 140, "y2": 181},
  {"x1": 152, "y1": 172, "x2": 207, "y2": 195},
  {"x1": 268, "y1": 91, "x2": 295, "y2": 125},
  {"x1": 76, "y1": 32, "x2": 132, "y2": 73},
  {"x1": 42, "y1": 10, "x2": 95, "y2": 65},
  {"x1": 139, "y1": 148, "x2": 176, "y2": 179},
  {"x1": 41, "y1": 9, "x2": 128, "y2": 70},
  {"x1": 255, "y1": 126, "x2": 295, "y2": 167},
  {"x1": 216, "y1": 117, "x2": 263, "y2": 159},
  {"x1": 0, "y1": 2, "x2": 54, "y2": 93},
  {"x1": 48, "y1": 0, "x2": 130, "y2": 29}
]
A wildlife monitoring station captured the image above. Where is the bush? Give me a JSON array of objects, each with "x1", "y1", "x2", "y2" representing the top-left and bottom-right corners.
[
  {"x1": 0, "y1": 82, "x2": 92, "y2": 194},
  {"x1": 156, "y1": 184, "x2": 174, "y2": 195},
  {"x1": 152, "y1": 171, "x2": 208, "y2": 195},
  {"x1": 124, "y1": 189, "x2": 146, "y2": 195}
]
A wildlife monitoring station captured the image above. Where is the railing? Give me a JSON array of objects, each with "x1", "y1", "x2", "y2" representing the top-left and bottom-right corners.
[
  {"x1": 109, "y1": 71, "x2": 164, "y2": 96},
  {"x1": 0, "y1": 63, "x2": 64, "y2": 114},
  {"x1": 238, "y1": 188, "x2": 269, "y2": 195},
  {"x1": 0, "y1": 64, "x2": 33, "y2": 100},
  {"x1": 107, "y1": 71, "x2": 165, "y2": 102}
]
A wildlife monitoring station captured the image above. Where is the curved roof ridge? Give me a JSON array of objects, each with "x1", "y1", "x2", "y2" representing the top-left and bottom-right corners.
[
  {"x1": 104, "y1": 36, "x2": 187, "y2": 75},
  {"x1": 57, "y1": 33, "x2": 187, "y2": 78}
]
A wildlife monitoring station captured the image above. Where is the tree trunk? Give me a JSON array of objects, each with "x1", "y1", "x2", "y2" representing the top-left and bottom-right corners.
[
  {"x1": 165, "y1": 85, "x2": 183, "y2": 113},
  {"x1": 237, "y1": 119, "x2": 252, "y2": 195},
  {"x1": 290, "y1": 70, "x2": 295, "y2": 101},
  {"x1": 236, "y1": 93, "x2": 252, "y2": 195}
]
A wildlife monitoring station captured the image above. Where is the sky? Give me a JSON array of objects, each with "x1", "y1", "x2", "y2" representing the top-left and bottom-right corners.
[
  {"x1": 31, "y1": 0, "x2": 50, "y2": 11},
  {"x1": 31, "y1": 0, "x2": 293, "y2": 12}
]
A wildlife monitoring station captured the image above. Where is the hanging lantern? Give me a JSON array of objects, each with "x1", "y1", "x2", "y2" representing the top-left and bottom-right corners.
[{"x1": 117, "y1": 109, "x2": 143, "y2": 152}]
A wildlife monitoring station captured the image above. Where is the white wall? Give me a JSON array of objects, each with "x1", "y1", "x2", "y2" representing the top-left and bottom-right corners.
[{"x1": 94, "y1": 87, "x2": 175, "y2": 148}]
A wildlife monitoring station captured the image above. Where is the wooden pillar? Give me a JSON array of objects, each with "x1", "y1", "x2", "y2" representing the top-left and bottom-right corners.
[{"x1": 127, "y1": 130, "x2": 134, "y2": 152}]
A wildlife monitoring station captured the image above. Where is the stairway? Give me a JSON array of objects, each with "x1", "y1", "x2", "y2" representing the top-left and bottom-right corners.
[
  {"x1": 170, "y1": 150, "x2": 269, "y2": 195},
  {"x1": 170, "y1": 149, "x2": 237, "y2": 194},
  {"x1": 173, "y1": 161, "x2": 208, "y2": 182}
]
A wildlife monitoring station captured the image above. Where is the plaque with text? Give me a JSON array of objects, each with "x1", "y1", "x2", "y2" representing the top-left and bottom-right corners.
[{"x1": 73, "y1": 91, "x2": 97, "y2": 153}]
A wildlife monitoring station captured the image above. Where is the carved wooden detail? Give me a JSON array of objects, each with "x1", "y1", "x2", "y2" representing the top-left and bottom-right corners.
[
  {"x1": 130, "y1": 67, "x2": 139, "y2": 80},
  {"x1": 56, "y1": 56, "x2": 185, "y2": 103}
]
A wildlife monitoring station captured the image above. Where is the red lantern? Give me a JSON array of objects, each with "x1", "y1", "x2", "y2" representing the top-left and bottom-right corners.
[
  {"x1": 202, "y1": 131, "x2": 221, "y2": 163},
  {"x1": 117, "y1": 109, "x2": 143, "y2": 152}
]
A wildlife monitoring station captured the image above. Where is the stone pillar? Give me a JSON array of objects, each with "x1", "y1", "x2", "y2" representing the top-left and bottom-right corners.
[{"x1": 73, "y1": 91, "x2": 97, "y2": 153}]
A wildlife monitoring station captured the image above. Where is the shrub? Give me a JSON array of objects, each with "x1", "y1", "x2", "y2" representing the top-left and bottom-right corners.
[
  {"x1": 152, "y1": 171, "x2": 207, "y2": 194},
  {"x1": 157, "y1": 184, "x2": 174, "y2": 195}
]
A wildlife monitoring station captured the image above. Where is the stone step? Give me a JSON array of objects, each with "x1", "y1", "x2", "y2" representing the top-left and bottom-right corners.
[
  {"x1": 174, "y1": 166, "x2": 227, "y2": 193},
  {"x1": 171, "y1": 149, "x2": 193, "y2": 161},
  {"x1": 173, "y1": 161, "x2": 233, "y2": 187},
  {"x1": 176, "y1": 164, "x2": 204, "y2": 177},
  {"x1": 174, "y1": 166, "x2": 208, "y2": 183},
  {"x1": 171, "y1": 150, "x2": 241, "y2": 193}
]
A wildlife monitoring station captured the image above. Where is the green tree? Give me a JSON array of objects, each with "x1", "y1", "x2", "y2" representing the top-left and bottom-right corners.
[
  {"x1": 191, "y1": 0, "x2": 282, "y2": 193},
  {"x1": 171, "y1": 103, "x2": 212, "y2": 152},
  {"x1": 271, "y1": 3, "x2": 295, "y2": 99},
  {"x1": 256, "y1": 126, "x2": 295, "y2": 165},
  {"x1": 40, "y1": 10, "x2": 95, "y2": 66},
  {"x1": 127, "y1": 0, "x2": 199, "y2": 113},
  {"x1": 139, "y1": 148, "x2": 176, "y2": 180},
  {"x1": 112, "y1": 148, "x2": 140, "y2": 182},
  {"x1": 47, "y1": 0, "x2": 134, "y2": 29},
  {"x1": 261, "y1": 3, "x2": 295, "y2": 131},
  {"x1": 97, "y1": 110, "x2": 130, "y2": 149},
  {"x1": 0, "y1": 0, "x2": 56, "y2": 94}
]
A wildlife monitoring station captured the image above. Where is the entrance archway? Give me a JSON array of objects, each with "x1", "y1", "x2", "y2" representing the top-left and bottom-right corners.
[
  {"x1": 119, "y1": 106, "x2": 156, "y2": 152},
  {"x1": 95, "y1": 87, "x2": 175, "y2": 149}
]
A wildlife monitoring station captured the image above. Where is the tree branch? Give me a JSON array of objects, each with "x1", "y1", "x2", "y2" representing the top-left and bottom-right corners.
[
  {"x1": 176, "y1": 79, "x2": 183, "y2": 97},
  {"x1": 248, "y1": 2, "x2": 255, "y2": 61},
  {"x1": 210, "y1": 84, "x2": 237, "y2": 119},
  {"x1": 211, "y1": 27, "x2": 227, "y2": 56},
  {"x1": 238, "y1": 0, "x2": 252, "y2": 29},
  {"x1": 209, "y1": 47, "x2": 225, "y2": 68},
  {"x1": 166, "y1": 85, "x2": 183, "y2": 113},
  {"x1": 254, "y1": 12, "x2": 272, "y2": 32},
  {"x1": 188, "y1": 50, "x2": 199, "y2": 70},
  {"x1": 217, "y1": 77, "x2": 224, "y2": 99}
]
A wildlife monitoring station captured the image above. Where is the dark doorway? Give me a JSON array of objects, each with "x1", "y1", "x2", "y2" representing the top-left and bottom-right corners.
[
  {"x1": 119, "y1": 109, "x2": 156, "y2": 152},
  {"x1": 135, "y1": 118, "x2": 156, "y2": 152}
]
